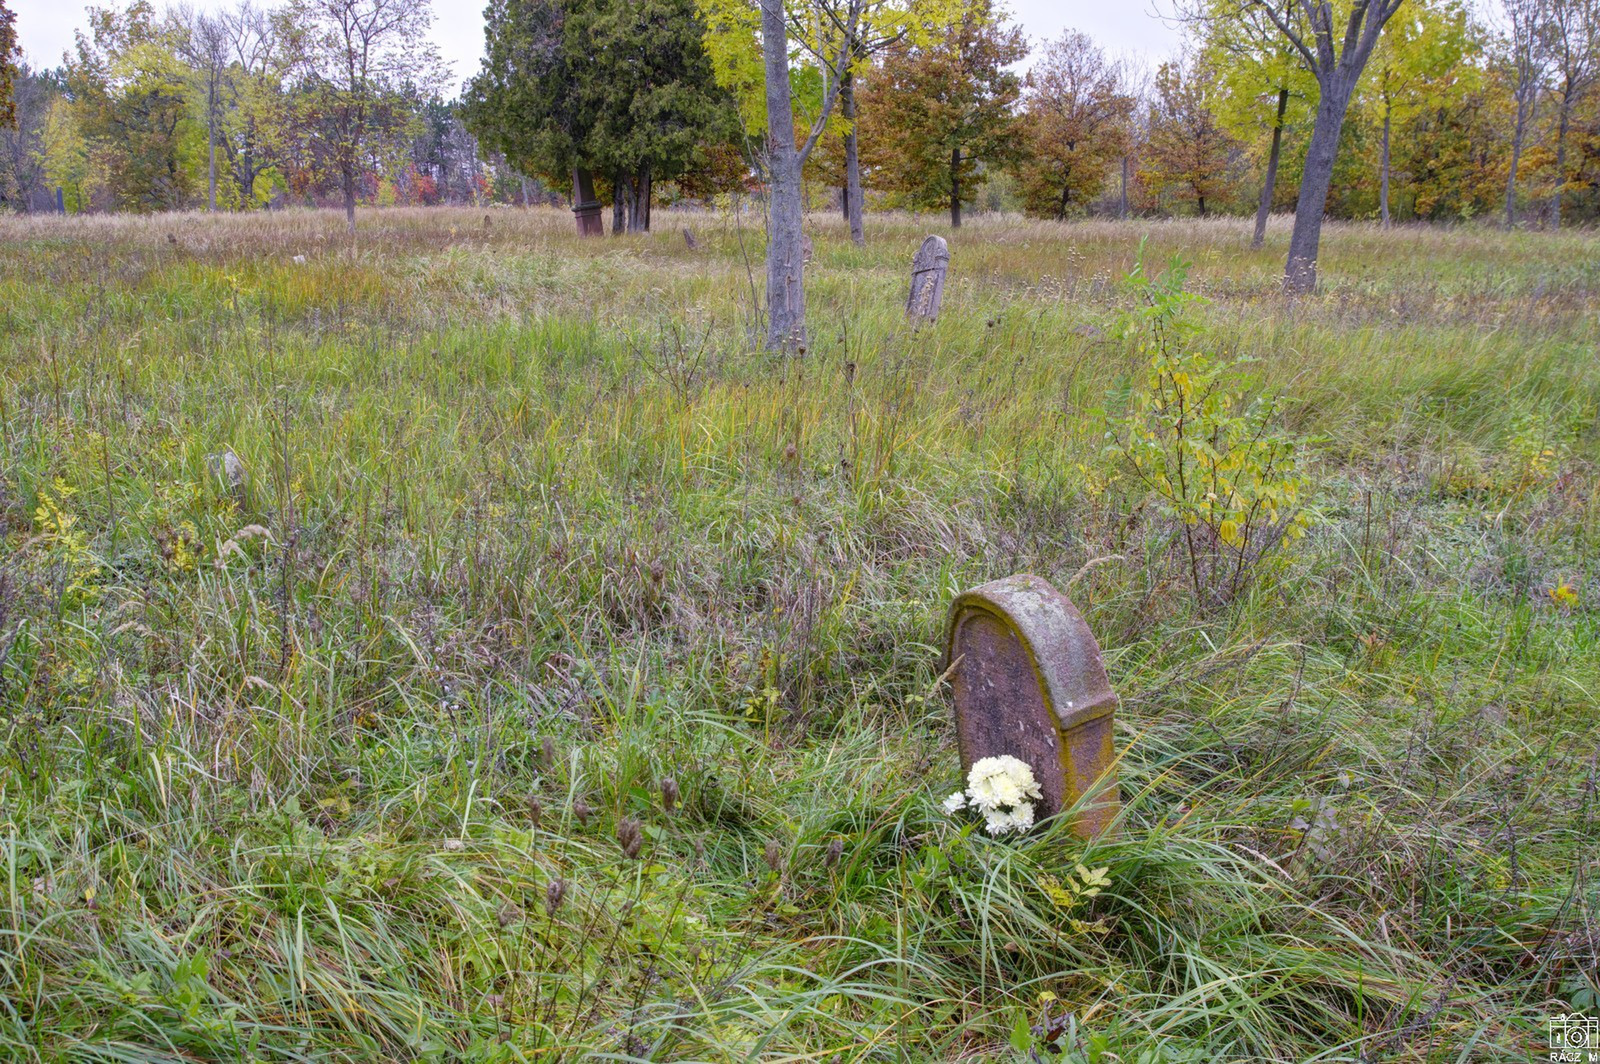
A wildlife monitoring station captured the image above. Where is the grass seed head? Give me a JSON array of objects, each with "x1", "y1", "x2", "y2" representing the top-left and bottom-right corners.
[
  {"x1": 825, "y1": 838, "x2": 843, "y2": 869},
  {"x1": 660, "y1": 777, "x2": 679, "y2": 813},
  {"x1": 618, "y1": 817, "x2": 644, "y2": 860},
  {"x1": 545, "y1": 878, "x2": 567, "y2": 916}
]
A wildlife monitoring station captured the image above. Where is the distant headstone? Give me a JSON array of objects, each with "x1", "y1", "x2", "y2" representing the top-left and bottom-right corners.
[
  {"x1": 945, "y1": 574, "x2": 1119, "y2": 838},
  {"x1": 906, "y1": 235, "x2": 949, "y2": 324},
  {"x1": 683, "y1": 228, "x2": 699, "y2": 250},
  {"x1": 207, "y1": 448, "x2": 249, "y2": 506}
]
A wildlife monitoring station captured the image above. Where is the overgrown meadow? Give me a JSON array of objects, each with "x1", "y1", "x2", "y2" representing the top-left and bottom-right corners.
[{"x1": 0, "y1": 207, "x2": 1596, "y2": 1062}]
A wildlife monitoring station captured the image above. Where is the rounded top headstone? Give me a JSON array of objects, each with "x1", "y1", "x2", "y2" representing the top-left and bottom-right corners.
[{"x1": 945, "y1": 574, "x2": 1119, "y2": 834}]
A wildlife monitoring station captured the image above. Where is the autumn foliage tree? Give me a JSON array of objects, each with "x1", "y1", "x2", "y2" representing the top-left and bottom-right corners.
[
  {"x1": 1363, "y1": 0, "x2": 1476, "y2": 226},
  {"x1": 1189, "y1": 0, "x2": 1317, "y2": 245},
  {"x1": 1140, "y1": 57, "x2": 1240, "y2": 216},
  {"x1": 859, "y1": 0, "x2": 1024, "y2": 227},
  {"x1": 278, "y1": 0, "x2": 444, "y2": 232},
  {"x1": 66, "y1": 2, "x2": 200, "y2": 212},
  {"x1": 0, "y1": 0, "x2": 18, "y2": 129},
  {"x1": 1010, "y1": 30, "x2": 1134, "y2": 220}
]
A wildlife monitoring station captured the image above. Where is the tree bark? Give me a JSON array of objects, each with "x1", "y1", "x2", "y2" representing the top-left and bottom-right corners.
[
  {"x1": 343, "y1": 167, "x2": 357, "y2": 234},
  {"x1": 842, "y1": 70, "x2": 865, "y2": 246},
  {"x1": 1379, "y1": 103, "x2": 1392, "y2": 227},
  {"x1": 1285, "y1": 77, "x2": 1357, "y2": 294},
  {"x1": 949, "y1": 146, "x2": 962, "y2": 228},
  {"x1": 1253, "y1": 87, "x2": 1288, "y2": 249},
  {"x1": 613, "y1": 172, "x2": 628, "y2": 234},
  {"x1": 760, "y1": 0, "x2": 807, "y2": 352},
  {"x1": 1505, "y1": 96, "x2": 1531, "y2": 228},
  {"x1": 1549, "y1": 103, "x2": 1571, "y2": 229},
  {"x1": 1120, "y1": 155, "x2": 1130, "y2": 220},
  {"x1": 207, "y1": 77, "x2": 218, "y2": 212},
  {"x1": 629, "y1": 168, "x2": 653, "y2": 232}
]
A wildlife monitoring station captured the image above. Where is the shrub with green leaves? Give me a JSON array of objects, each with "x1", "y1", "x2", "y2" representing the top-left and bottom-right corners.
[{"x1": 1103, "y1": 254, "x2": 1311, "y2": 604}]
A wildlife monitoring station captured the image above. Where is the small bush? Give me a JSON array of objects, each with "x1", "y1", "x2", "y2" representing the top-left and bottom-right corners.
[{"x1": 1102, "y1": 253, "x2": 1312, "y2": 605}]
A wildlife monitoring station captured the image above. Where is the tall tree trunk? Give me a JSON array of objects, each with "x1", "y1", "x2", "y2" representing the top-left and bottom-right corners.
[
  {"x1": 949, "y1": 146, "x2": 962, "y2": 228},
  {"x1": 760, "y1": 0, "x2": 807, "y2": 352},
  {"x1": 842, "y1": 70, "x2": 864, "y2": 246},
  {"x1": 1120, "y1": 155, "x2": 1130, "y2": 220},
  {"x1": 1253, "y1": 87, "x2": 1288, "y2": 249},
  {"x1": 343, "y1": 167, "x2": 357, "y2": 234},
  {"x1": 1379, "y1": 103, "x2": 1392, "y2": 228},
  {"x1": 1549, "y1": 103, "x2": 1570, "y2": 230},
  {"x1": 1285, "y1": 77, "x2": 1357, "y2": 294},
  {"x1": 629, "y1": 168, "x2": 652, "y2": 232},
  {"x1": 521, "y1": 175, "x2": 530, "y2": 207},
  {"x1": 613, "y1": 172, "x2": 628, "y2": 235},
  {"x1": 207, "y1": 78, "x2": 218, "y2": 212},
  {"x1": 1505, "y1": 94, "x2": 1531, "y2": 228},
  {"x1": 572, "y1": 167, "x2": 600, "y2": 236}
]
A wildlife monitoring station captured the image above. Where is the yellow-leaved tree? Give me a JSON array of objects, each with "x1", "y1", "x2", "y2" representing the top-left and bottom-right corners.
[{"x1": 695, "y1": 0, "x2": 970, "y2": 351}]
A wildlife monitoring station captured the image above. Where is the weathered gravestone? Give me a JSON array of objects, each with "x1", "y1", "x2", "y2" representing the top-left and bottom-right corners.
[
  {"x1": 945, "y1": 574, "x2": 1120, "y2": 838},
  {"x1": 906, "y1": 235, "x2": 949, "y2": 324}
]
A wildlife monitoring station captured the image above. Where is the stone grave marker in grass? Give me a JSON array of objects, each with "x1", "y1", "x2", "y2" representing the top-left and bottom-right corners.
[
  {"x1": 945, "y1": 574, "x2": 1120, "y2": 838},
  {"x1": 906, "y1": 235, "x2": 949, "y2": 324}
]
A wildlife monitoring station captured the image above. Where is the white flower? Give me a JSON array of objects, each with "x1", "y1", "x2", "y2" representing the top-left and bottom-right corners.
[
  {"x1": 951, "y1": 755, "x2": 1042, "y2": 836},
  {"x1": 966, "y1": 756, "x2": 1042, "y2": 811},
  {"x1": 982, "y1": 802, "x2": 1035, "y2": 836}
]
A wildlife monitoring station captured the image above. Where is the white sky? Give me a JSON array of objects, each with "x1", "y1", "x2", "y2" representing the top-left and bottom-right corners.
[{"x1": 10, "y1": 0, "x2": 1184, "y2": 89}]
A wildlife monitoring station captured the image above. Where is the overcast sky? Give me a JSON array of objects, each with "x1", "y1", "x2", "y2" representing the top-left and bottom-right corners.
[{"x1": 10, "y1": 0, "x2": 1183, "y2": 87}]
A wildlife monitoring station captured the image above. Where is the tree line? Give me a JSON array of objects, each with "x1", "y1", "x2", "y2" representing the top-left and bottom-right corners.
[
  {"x1": 4, "y1": 0, "x2": 1600, "y2": 236},
  {"x1": 3, "y1": 3, "x2": 1600, "y2": 273}
]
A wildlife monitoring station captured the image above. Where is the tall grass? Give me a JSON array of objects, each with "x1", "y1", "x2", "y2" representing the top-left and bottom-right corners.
[{"x1": 0, "y1": 205, "x2": 1595, "y2": 1061}]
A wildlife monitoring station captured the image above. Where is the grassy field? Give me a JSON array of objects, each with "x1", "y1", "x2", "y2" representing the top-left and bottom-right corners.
[{"x1": 0, "y1": 205, "x2": 1597, "y2": 1062}]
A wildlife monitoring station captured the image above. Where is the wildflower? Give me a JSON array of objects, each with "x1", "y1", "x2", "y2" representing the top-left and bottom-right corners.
[
  {"x1": 528, "y1": 796, "x2": 543, "y2": 828},
  {"x1": 660, "y1": 777, "x2": 679, "y2": 813},
  {"x1": 573, "y1": 799, "x2": 592, "y2": 826},
  {"x1": 545, "y1": 878, "x2": 567, "y2": 915},
  {"x1": 941, "y1": 791, "x2": 967, "y2": 814},
  {"x1": 824, "y1": 838, "x2": 843, "y2": 869},
  {"x1": 764, "y1": 838, "x2": 783, "y2": 873}
]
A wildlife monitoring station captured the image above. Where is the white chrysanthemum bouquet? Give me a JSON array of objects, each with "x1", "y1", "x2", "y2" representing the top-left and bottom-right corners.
[{"x1": 943, "y1": 755, "x2": 1043, "y2": 836}]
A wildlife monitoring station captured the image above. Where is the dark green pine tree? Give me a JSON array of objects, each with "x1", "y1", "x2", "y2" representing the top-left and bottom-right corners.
[{"x1": 463, "y1": 0, "x2": 735, "y2": 234}]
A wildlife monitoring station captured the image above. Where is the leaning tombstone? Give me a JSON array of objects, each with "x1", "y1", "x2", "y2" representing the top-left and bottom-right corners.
[
  {"x1": 945, "y1": 574, "x2": 1120, "y2": 839},
  {"x1": 906, "y1": 235, "x2": 949, "y2": 324},
  {"x1": 207, "y1": 448, "x2": 249, "y2": 507}
]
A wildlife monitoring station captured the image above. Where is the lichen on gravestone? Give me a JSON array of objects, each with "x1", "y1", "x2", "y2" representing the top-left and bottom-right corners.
[
  {"x1": 944, "y1": 573, "x2": 1120, "y2": 838},
  {"x1": 906, "y1": 235, "x2": 950, "y2": 324}
]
